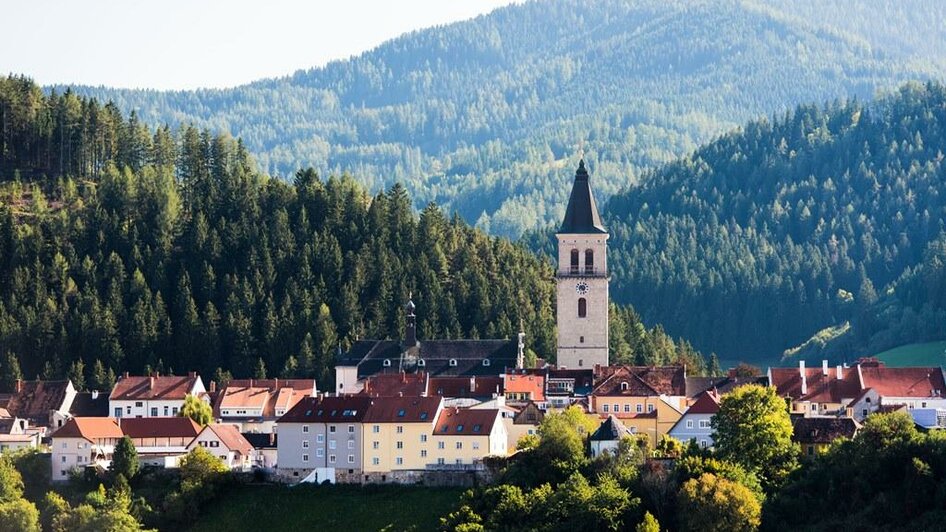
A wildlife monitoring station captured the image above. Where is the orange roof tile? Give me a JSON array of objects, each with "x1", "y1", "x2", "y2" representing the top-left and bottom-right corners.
[
  {"x1": 110, "y1": 374, "x2": 202, "y2": 401},
  {"x1": 770, "y1": 366, "x2": 862, "y2": 403},
  {"x1": 434, "y1": 407, "x2": 498, "y2": 436},
  {"x1": 859, "y1": 366, "x2": 946, "y2": 398},
  {"x1": 203, "y1": 424, "x2": 253, "y2": 455},
  {"x1": 503, "y1": 373, "x2": 545, "y2": 401},
  {"x1": 119, "y1": 417, "x2": 201, "y2": 439},
  {"x1": 53, "y1": 417, "x2": 123, "y2": 440}
]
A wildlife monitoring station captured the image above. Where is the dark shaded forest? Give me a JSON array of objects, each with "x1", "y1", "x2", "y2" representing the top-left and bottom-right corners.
[
  {"x1": 58, "y1": 0, "x2": 946, "y2": 238},
  {"x1": 0, "y1": 76, "x2": 707, "y2": 391}
]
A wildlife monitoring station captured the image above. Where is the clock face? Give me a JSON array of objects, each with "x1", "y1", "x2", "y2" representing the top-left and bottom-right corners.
[{"x1": 576, "y1": 281, "x2": 589, "y2": 295}]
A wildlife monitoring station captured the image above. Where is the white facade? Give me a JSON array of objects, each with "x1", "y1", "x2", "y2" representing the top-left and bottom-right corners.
[
  {"x1": 51, "y1": 436, "x2": 115, "y2": 482},
  {"x1": 556, "y1": 234, "x2": 609, "y2": 369},
  {"x1": 335, "y1": 366, "x2": 362, "y2": 395},
  {"x1": 188, "y1": 428, "x2": 250, "y2": 470}
]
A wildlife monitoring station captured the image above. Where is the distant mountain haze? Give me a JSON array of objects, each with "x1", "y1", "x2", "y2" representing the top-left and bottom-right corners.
[{"x1": 57, "y1": 0, "x2": 946, "y2": 239}]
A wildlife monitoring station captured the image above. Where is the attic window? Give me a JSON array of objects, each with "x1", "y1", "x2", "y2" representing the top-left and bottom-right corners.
[
  {"x1": 305, "y1": 410, "x2": 312, "y2": 416},
  {"x1": 441, "y1": 425, "x2": 449, "y2": 433},
  {"x1": 417, "y1": 359, "x2": 426, "y2": 367},
  {"x1": 456, "y1": 424, "x2": 464, "y2": 432},
  {"x1": 473, "y1": 424, "x2": 482, "y2": 433},
  {"x1": 482, "y1": 359, "x2": 491, "y2": 367},
  {"x1": 383, "y1": 359, "x2": 392, "y2": 367},
  {"x1": 449, "y1": 359, "x2": 458, "y2": 367},
  {"x1": 620, "y1": 382, "x2": 629, "y2": 391},
  {"x1": 397, "y1": 409, "x2": 406, "y2": 417},
  {"x1": 420, "y1": 412, "x2": 428, "y2": 420}
]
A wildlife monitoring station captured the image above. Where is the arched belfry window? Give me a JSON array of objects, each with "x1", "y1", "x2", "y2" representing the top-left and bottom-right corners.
[
  {"x1": 585, "y1": 249, "x2": 594, "y2": 274},
  {"x1": 570, "y1": 249, "x2": 579, "y2": 274},
  {"x1": 578, "y1": 298, "x2": 587, "y2": 318}
]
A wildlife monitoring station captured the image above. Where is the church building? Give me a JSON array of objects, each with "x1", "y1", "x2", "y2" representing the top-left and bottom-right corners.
[{"x1": 556, "y1": 159, "x2": 609, "y2": 369}]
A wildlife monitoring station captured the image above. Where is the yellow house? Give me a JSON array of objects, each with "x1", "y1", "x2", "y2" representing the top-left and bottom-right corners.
[
  {"x1": 362, "y1": 396, "x2": 443, "y2": 478},
  {"x1": 590, "y1": 366, "x2": 687, "y2": 447},
  {"x1": 791, "y1": 416, "x2": 860, "y2": 459},
  {"x1": 432, "y1": 407, "x2": 507, "y2": 466}
]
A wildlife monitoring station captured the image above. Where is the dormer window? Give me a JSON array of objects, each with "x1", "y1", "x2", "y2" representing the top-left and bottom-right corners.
[
  {"x1": 383, "y1": 359, "x2": 392, "y2": 367},
  {"x1": 482, "y1": 359, "x2": 491, "y2": 367},
  {"x1": 620, "y1": 382, "x2": 629, "y2": 392},
  {"x1": 449, "y1": 359, "x2": 458, "y2": 367},
  {"x1": 417, "y1": 359, "x2": 426, "y2": 367}
]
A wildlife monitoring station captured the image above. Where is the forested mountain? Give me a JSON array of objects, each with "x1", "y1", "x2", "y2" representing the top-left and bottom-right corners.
[
  {"x1": 594, "y1": 80, "x2": 946, "y2": 362},
  {"x1": 0, "y1": 76, "x2": 707, "y2": 390},
  {"x1": 57, "y1": 0, "x2": 946, "y2": 237}
]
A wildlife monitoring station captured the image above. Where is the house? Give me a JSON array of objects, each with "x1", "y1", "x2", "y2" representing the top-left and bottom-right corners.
[
  {"x1": 545, "y1": 368, "x2": 594, "y2": 408},
  {"x1": 431, "y1": 407, "x2": 507, "y2": 468},
  {"x1": 589, "y1": 365, "x2": 687, "y2": 446},
  {"x1": 276, "y1": 395, "x2": 373, "y2": 483},
  {"x1": 856, "y1": 360, "x2": 946, "y2": 410},
  {"x1": 0, "y1": 412, "x2": 39, "y2": 453},
  {"x1": 668, "y1": 390, "x2": 720, "y2": 448},
  {"x1": 109, "y1": 372, "x2": 205, "y2": 418},
  {"x1": 215, "y1": 378, "x2": 316, "y2": 432},
  {"x1": 589, "y1": 416, "x2": 633, "y2": 458},
  {"x1": 503, "y1": 372, "x2": 545, "y2": 403},
  {"x1": 792, "y1": 416, "x2": 860, "y2": 457},
  {"x1": 359, "y1": 372, "x2": 503, "y2": 405},
  {"x1": 243, "y1": 432, "x2": 278, "y2": 469},
  {"x1": 685, "y1": 372, "x2": 768, "y2": 399},
  {"x1": 188, "y1": 424, "x2": 254, "y2": 470},
  {"x1": 118, "y1": 417, "x2": 202, "y2": 467},
  {"x1": 769, "y1": 361, "x2": 862, "y2": 416},
  {"x1": 4, "y1": 379, "x2": 77, "y2": 429},
  {"x1": 335, "y1": 298, "x2": 524, "y2": 394},
  {"x1": 909, "y1": 409, "x2": 946, "y2": 432},
  {"x1": 50, "y1": 417, "x2": 124, "y2": 482},
  {"x1": 362, "y1": 396, "x2": 443, "y2": 482},
  {"x1": 361, "y1": 373, "x2": 429, "y2": 397}
]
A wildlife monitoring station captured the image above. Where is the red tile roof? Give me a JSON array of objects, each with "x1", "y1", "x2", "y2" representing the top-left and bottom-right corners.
[
  {"x1": 858, "y1": 366, "x2": 946, "y2": 398},
  {"x1": 216, "y1": 379, "x2": 315, "y2": 417},
  {"x1": 363, "y1": 396, "x2": 442, "y2": 423},
  {"x1": 503, "y1": 373, "x2": 545, "y2": 401},
  {"x1": 110, "y1": 374, "x2": 202, "y2": 401},
  {"x1": 428, "y1": 376, "x2": 502, "y2": 398},
  {"x1": 118, "y1": 417, "x2": 201, "y2": 439},
  {"x1": 770, "y1": 366, "x2": 861, "y2": 403},
  {"x1": 52, "y1": 417, "x2": 123, "y2": 440},
  {"x1": 361, "y1": 373, "x2": 428, "y2": 397},
  {"x1": 434, "y1": 407, "x2": 498, "y2": 436},
  {"x1": 686, "y1": 390, "x2": 721, "y2": 415},
  {"x1": 592, "y1": 366, "x2": 686, "y2": 397},
  {"x1": 792, "y1": 416, "x2": 860, "y2": 444},
  {"x1": 6, "y1": 380, "x2": 73, "y2": 422},
  {"x1": 277, "y1": 396, "x2": 373, "y2": 424},
  {"x1": 202, "y1": 424, "x2": 253, "y2": 455}
]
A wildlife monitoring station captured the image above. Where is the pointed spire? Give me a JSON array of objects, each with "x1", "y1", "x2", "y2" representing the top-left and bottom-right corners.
[{"x1": 559, "y1": 158, "x2": 606, "y2": 234}]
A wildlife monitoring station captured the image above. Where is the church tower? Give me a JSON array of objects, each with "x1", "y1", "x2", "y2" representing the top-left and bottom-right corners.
[{"x1": 556, "y1": 159, "x2": 609, "y2": 369}]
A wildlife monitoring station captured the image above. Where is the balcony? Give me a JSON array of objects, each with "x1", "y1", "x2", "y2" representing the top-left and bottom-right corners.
[{"x1": 560, "y1": 266, "x2": 606, "y2": 278}]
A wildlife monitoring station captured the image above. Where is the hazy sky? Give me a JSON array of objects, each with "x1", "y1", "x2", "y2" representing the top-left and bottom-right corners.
[{"x1": 1, "y1": 0, "x2": 518, "y2": 90}]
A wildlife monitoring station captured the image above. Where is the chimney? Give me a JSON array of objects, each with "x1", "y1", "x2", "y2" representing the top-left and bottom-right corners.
[
  {"x1": 799, "y1": 360, "x2": 807, "y2": 396},
  {"x1": 91, "y1": 390, "x2": 99, "y2": 400},
  {"x1": 249, "y1": 379, "x2": 254, "y2": 388},
  {"x1": 149, "y1": 376, "x2": 155, "y2": 390},
  {"x1": 15, "y1": 379, "x2": 22, "y2": 394},
  {"x1": 210, "y1": 381, "x2": 217, "y2": 393},
  {"x1": 188, "y1": 371, "x2": 197, "y2": 378},
  {"x1": 123, "y1": 371, "x2": 129, "y2": 379},
  {"x1": 404, "y1": 294, "x2": 418, "y2": 347},
  {"x1": 836, "y1": 365, "x2": 843, "y2": 380},
  {"x1": 470, "y1": 376, "x2": 476, "y2": 393},
  {"x1": 274, "y1": 378, "x2": 279, "y2": 390},
  {"x1": 822, "y1": 360, "x2": 829, "y2": 376}
]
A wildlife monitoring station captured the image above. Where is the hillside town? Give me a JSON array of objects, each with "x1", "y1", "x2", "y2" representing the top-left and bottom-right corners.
[{"x1": 2, "y1": 162, "x2": 943, "y2": 487}]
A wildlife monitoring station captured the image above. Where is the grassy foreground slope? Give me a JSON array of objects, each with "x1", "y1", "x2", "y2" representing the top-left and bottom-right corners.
[
  {"x1": 875, "y1": 341, "x2": 946, "y2": 367},
  {"x1": 187, "y1": 484, "x2": 462, "y2": 532}
]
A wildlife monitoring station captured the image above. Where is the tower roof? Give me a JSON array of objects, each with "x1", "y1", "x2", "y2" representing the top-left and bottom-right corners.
[{"x1": 559, "y1": 159, "x2": 607, "y2": 234}]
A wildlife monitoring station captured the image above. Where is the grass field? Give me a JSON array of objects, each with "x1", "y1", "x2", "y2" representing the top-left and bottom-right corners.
[
  {"x1": 188, "y1": 483, "x2": 464, "y2": 532},
  {"x1": 875, "y1": 341, "x2": 946, "y2": 367}
]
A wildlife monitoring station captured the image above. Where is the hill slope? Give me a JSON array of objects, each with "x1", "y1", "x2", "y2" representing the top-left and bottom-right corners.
[
  {"x1": 602, "y1": 80, "x2": 946, "y2": 361},
  {"x1": 58, "y1": 0, "x2": 946, "y2": 237}
]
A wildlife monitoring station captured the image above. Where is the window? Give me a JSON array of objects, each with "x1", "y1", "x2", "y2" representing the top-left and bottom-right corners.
[
  {"x1": 807, "y1": 446, "x2": 814, "y2": 456},
  {"x1": 647, "y1": 404, "x2": 654, "y2": 413},
  {"x1": 456, "y1": 425, "x2": 464, "y2": 432},
  {"x1": 570, "y1": 248, "x2": 579, "y2": 274},
  {"x1": 421, "y1": 449, "x2": 427, "y2": 457},
  {"x1": 397, "y1": 409, "x2": 406, "y2": 417},
  {"x1": 373, "y1": 441, "x2": 379, "y2": 450},
  {"x1": 373, "y1": 425, "x2": 380, "y2": 433},
  {"x1": 396, "y1": 425, "x2": 404, "y2": 434},
  {"x1": 456, "y1": 441, "x2": 463, "y2": 449},
  {"x1": 126, "y1": 406, "x2": 132, "y2": 415},
  {"x1": 636, "y1": 404, "x2": 643, "y2": 413},
  {"x1": 700, "y1": 440, "x2": 708, "y2": 448},
  {"x1": 317, "y1": 449, "x2": 324, "y2": 457},
  {"x1": 699, "y1": 420, "x2": 710, "y2": 429},
  {"x1": 585, "y1": 249, "x2": 594, "y2": 272},
  {"x1": 302, "y1": 441, "x2": 309, "y2": 448},
  {"x1": 329, "y1": 440, "x2": 336, "y2": 450},
  {"x1": 372, "y1": 457, "x2": 379, "y2": 465},
  {"x1": 395, "y1": 457, "x2": 403, "y2": 465},
  {"x1": 348, "y1": 455, "x2": 355, "y2": 464},
  {"x1": 417, "y1": 359, "x2": 426, "y2": 367},
  {"x1": 473, "y1": 442, "x2": 480, "y2": 450},
  {"x1": 61, "y1": 456, "x2": 66, "y2": 463},
  {"x1": 383, "y1": 359, "x2": 392, "y2": 367},
  {"x1": 348, "y1": 425, "x2": 355, "y2": 433},
  {"x1": 449, "y1": 359, "x2": 458, "y2": 367},
  {"x1": 302, "y1": 454, "x2": 309, "y2": 462},
  {"x1": 686, "y1": 420, "x2": 694, "y2": 429},
  {"x1": 578, "y1": 298, "x2": 587, "y2": 318},
  {"x1": 811, "y1": 404, "x2": 817, "y2": 411},
  {"x1": 329, "y1": 455, "x2": 336, "y2": 464},
  {"x1": 164, "y1": 406, "x2": 169, "y2": 416},
  {"x1": 348, "y1": 440, "x2": 354, "y2": 449},
  {"x1": 579, "y1": 359, "x2": 583, "y2": 367},
  {"x1": 612, "y1": 404, "x2": 618, "y2": 412},
  {"x1": 624, "y1": 404, "x2": 631, "y2": 413},
  {"x1": 172, "y1": 407, "x2": 179, "y2": 415},
  {"x1": 620, "y1": 382, "x2": 628, "y2": 391},
  {"x1": 317, "y1": 434, "x2": 324, "y2": 443},
  {"x1": 396, "y1": 441, "x2": 403, "y2": 449},
  {"x1": 114, "y1": 408, "x2": 122, "y2": 417},
  {"x1": 602, "y1": 404, "x2": 609, "y2": 413},
  {"x1": 456, "y1": 459, "x2": 463, "y2": 465},
  {"x1": 482, "y1": 359, "x2": 491, "y2": 367},
  {"x1": 437, "y1": 458, "x2": 445, "y2": 465},
  {"x1": 329, "y1": 425, "x2": 337, "y2": 433},
  {"x1": 303, "y1": 425, "x2": 309, "y2": 433},
  {"x1": 420, "y1": 434, "x2": 427, "y2": 442},
  {"x1": 922, "y1": 402, "x2": 928, "y2": 408},
  {"x1": 135, "y1": 401, "x2": 143, "y2": 407},
  {"x1": 862, "y1": 409, "x2": 868, "y2": 417},
  {"x1": 438, "y1": 441, "x2": 445, "y2": 449}
]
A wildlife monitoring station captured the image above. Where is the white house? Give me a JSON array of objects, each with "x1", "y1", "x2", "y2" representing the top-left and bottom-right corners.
[
  {"x1": 109, "y1": 372, "x2": 205, "y2": 419},
  {"x1": 668, "y1": 390, "x2": 720, "y2": 448},
  {"x1": 50, "y1": 417, "x2": 123, "y2": 482},
  {"x1": 589, "y1": 415, "x2": 633, "y2": 458},
  {"x1": 188, "y1": 424, "x2": 254, "y2": 470}
]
